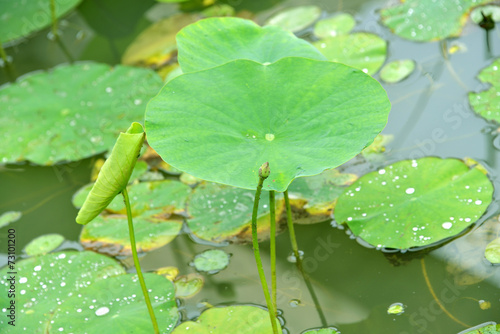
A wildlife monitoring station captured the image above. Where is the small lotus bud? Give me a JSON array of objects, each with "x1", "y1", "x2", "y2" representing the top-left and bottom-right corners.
[{"x1": 259, "y1": 162, "x2": 270, "y2": 179}]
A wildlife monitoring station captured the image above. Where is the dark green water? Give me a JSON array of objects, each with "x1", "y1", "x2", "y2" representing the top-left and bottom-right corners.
[{"x1": 1, "y1": 0, "x2": 500, "y2": 333}]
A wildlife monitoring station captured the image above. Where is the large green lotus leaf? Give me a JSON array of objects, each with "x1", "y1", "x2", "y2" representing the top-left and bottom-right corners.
[
  {"x1": 24, "y1": 234, "x2": 65, "y2": 256},
  {"x1": 265, "y1": 5, "x2": 321, "y2": 33},
  {"x1": 287, "y1": 169, "x2": 358, "y2": 224},
  {"x1": 0, "y1": 62, "x2": 162, "y2": 165},
  {"x1": 313, "y1": 33, "x2": 387, "y2": 75},
  {"x1": 334, "y1": 158, "x2": 493, "y2": 249},
  {"x1": 146, "y1": 57, "x2": 391, "y2": 192},
  {"x1": 186, "y1": 182, "x2": 285, "y2": 243},
  {"x1": 80, "y1": 211, "x2": 183, "y2": 257},
  {"x1": 50, "y1": 273, "x2": 178, "y2": 333},
  {"x1": 469, "y1": 58, "x2": 500, "y2": 124},
  {"x1": 76, "y1": 123, "x2": 145, "y2": 225},
  {"x1": 122, "y1": 13, "x2": 199, "y2": 66},
  {"x1": 380, "y1": 0, "x2": 493, "y2": 42},
  {"x1": 176, "y1": 17, "x2": 325, "y2": 73},
  {"x1": 0, "y1": 0, "x2": 82, "y2": 44},
  {"x1": 0, "y1": 251, "x2": 125, "y2": 332},
  {"x1": 460, "y1": 322, "x2": 500, "y2": 333},
  {"x1": 172, "y1": 305, "x2": 282, "y2": 334}
]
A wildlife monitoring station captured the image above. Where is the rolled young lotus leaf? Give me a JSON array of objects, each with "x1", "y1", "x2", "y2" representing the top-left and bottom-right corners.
[{"x1": 76, "y1": 122, "x2": 145, "y2": 225}]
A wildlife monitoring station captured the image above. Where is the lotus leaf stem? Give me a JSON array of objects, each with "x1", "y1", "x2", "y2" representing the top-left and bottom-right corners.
[
  {"x1": 122, "y1": 188, "x2": 159, "y2": 334},
  {"x1": 420, "y1": 258, "x2": 468, "y2": 328},
  {"x1": 0, "y1": 43, "x2": 16, "y2": 82},
  {"x1": 50, "y1": 0, "x2": 74, "y2": 63},
  {"x1": 252, "y1": 162, "x2": 279, "y2": 334},
  {"x1": 269, "y1": 190, "x2": 277, "y2": 314},
  {"x1": 284, "y1": 190, "x2": 327, "y2": 327}
]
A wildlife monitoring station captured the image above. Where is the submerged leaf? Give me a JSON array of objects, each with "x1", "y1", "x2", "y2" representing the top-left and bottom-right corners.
[
  {"x1": 380, "y1": 0, "x2": 492, "y2": 42},
  {"x1": 313, "y1": 13, "x2": 356, "y2": 38},
  {"x1": 146, "y1": 57, "x2": 390, "y2": 192},
  {"x1": 50, "y1": 273, "x2": 178, "y2": 333},
  {"x1": 485, "y1": 237, "x2": 500, "y2": 264},
  {"x1": 176, "y1": 17, "x2": 325, "y2": 73},
  {"x1": 0, "y1": 251, "x2": 125, "y2": 332},
  {"x1": 171, "y1": 305, "x2": 281, "y2": 333},
  {"x1": 0, "y1": 63, "x2": 161, "y2": 165},
  {"x1": 313, "y1": 33, "x2": 387, "y2": 75},
  {"x1": 469, "y1": 58, "x2": 500, "y2": 124},
  {"x1": 76, "y1": 123, "x2": 145, "y2": 225},
  {"x1": 174, "y1": 274, "x2": 205, "y2": 299},
  {"x1": 335, "y1": 158, "x2": 493, "y2": 249}
]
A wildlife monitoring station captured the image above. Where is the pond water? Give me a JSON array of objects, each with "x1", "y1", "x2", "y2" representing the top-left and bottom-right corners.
[{"x1": 1, "y1": 0, "x2": 500, "y2": 333}]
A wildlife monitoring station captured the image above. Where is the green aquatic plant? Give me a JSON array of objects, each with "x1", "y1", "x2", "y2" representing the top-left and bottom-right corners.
[
  {"x1": 76, "y1": 123, "x2": 160, "y2": 333},
  {"x1": 146, "y1": 16, "x2": 391, "y2": 332}
]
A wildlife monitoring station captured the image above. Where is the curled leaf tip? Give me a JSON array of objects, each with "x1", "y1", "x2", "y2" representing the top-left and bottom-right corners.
[{"x1": 259, "y1": 162, "x2": 270, "y2": 179}]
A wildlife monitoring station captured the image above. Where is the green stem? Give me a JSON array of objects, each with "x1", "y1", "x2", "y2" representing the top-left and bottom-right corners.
[
  {"x1": 252, "y1": 164, "x2": 279, "y2": 334},
  {"x1": 49, "y1": 0, "x2": 74, "y2": 63},
  {"x1": 284, "y1": 190, "x2": 327, "y2": 327},
  {"x1": 0, "y1": 43, "x2": 16, "y2": 82},
  {"x1": 269, "y1": 190, "x2": 277, "y2": 314},
  {"x1": 122, "y1": 188, "x2": 159, "y2": 334}
]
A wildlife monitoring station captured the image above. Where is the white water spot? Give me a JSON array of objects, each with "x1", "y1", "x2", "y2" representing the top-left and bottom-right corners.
[
  {"x1": 134, "y1": 99, "x2": 142, "y2": 105},
  {"x1": 60, "y1": 282, "x2": 66, "y2": 287},
  {"x1": 475, "y1": 200, "x2": 482, "y2": 205},
  {"x1": 58, "y1": 328, "x2": 64, "y2": 332},
  {"x1": 378, "y1": 169, "x2": 386, "y2": 175},
  {"x1": 20, "y1": 290, "x2": 26, "y2": 295},
  {"x1": 34, "y1": 265, "x2": 42, "y2": 272},
  {"x1": 95, "y1": 306, "x2": 110, "y2": 316},
  {"x1": 19, "y1": 277, "x2": 27, "y2": 284},
  {"x1": 465, "y1": 217, "x2": 471, "y2": 222},
  {"x1": 347, "y1": 217, "x2": 353, "y2": 221},
  {"x1": 442, "y1": 222, "x2": 452, "y2": 229},
  {"x1": 265, "y1": 133, "x2": 275, "y2": 141},
  {"x1": 405, "y1": 188, "x2": 415, "y2": 194},
  {"x1": 105, "y1": 87, "x2": 113, "y2": 93},
  {"x1": 57, "y1": 253, "x2": 66, "y2": 259},
  {"x1": 263, "y1": 62, "x2": 271, "y2": 65}
]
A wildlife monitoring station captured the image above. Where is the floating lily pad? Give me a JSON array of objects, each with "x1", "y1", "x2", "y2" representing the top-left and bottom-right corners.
[
  {"x1": 0, "y1": 251, "x2": 125, "y2": 332},
  {"x1": 485, "y1": 237, "x2": 500, "y2": 264},
  {"x1": 51, "y1": 273, "x2": 178, "y2": 333},
  {"x1": 313, "y1": 13, "x2": 356, "y2": 38},
  {"x1": 171, "y1": 305, "x2": 282, "y2": 334},
  {"x1": 186, "y1": 183, "x2": 285, "y2": 243},
  {"x1": 122, "y1": 13, "x2": 199, "y2": 67},
  {"x1": 0, "y1": 211, "x2": 21, "y2": 228},
  {"x1": 380, "y1": 0, "x2": 492, "y2": 42},
  {"x1": 302, "y1": 329, "x2": 340, "y2": 334},
  {"x1": 387, "y1": 302, "x2": 405, "y2": 315},
  {"x1": 460, "y1": 322, "x2": 500, "y2": 333},
  {"x1": 78, "y1": 180, "x2": 191, "y2": 256},
  {"x1": 469, "y1": 58, "x2": 500, "y2": 124},
  {"x1": 313, "y1": 33, "x2": 387, "y2": 74},
  {"x1": 287, "y1": 169, "x2": 358, "y2": 224},
  {"x1": 176, "y1": 17, "x2": 325, "y2": 73},
  {"x1": 0, "y1": 63, "x2": 162, "y2": 165},
  {"x1": 146, "y1": 57, "x2": 390, "y2": 192},
  {"x1": 335, "y1": 158, "x2": 493, "y2": 249},
  {"x1": 24, "y1": 234, "x2": 65, "y2": 256},
  {"x1": 265, "y1": 5, "x2": 321, "y2": 33},
  {"x1": 0, "y1": 0, "x2": 82, "y2": 44},
  {"x1": 380, "y1": 60, "x2": 415, "y2": 84},
  {"x1": 193, "y1": 249, "x2": 230, "y2": 274},
  {"x1": 471, "y1": 5, "x2": 500, "y2": 23},
  {"x1": 174, "y1": 274, "x2": 204, "y2": 298}
]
